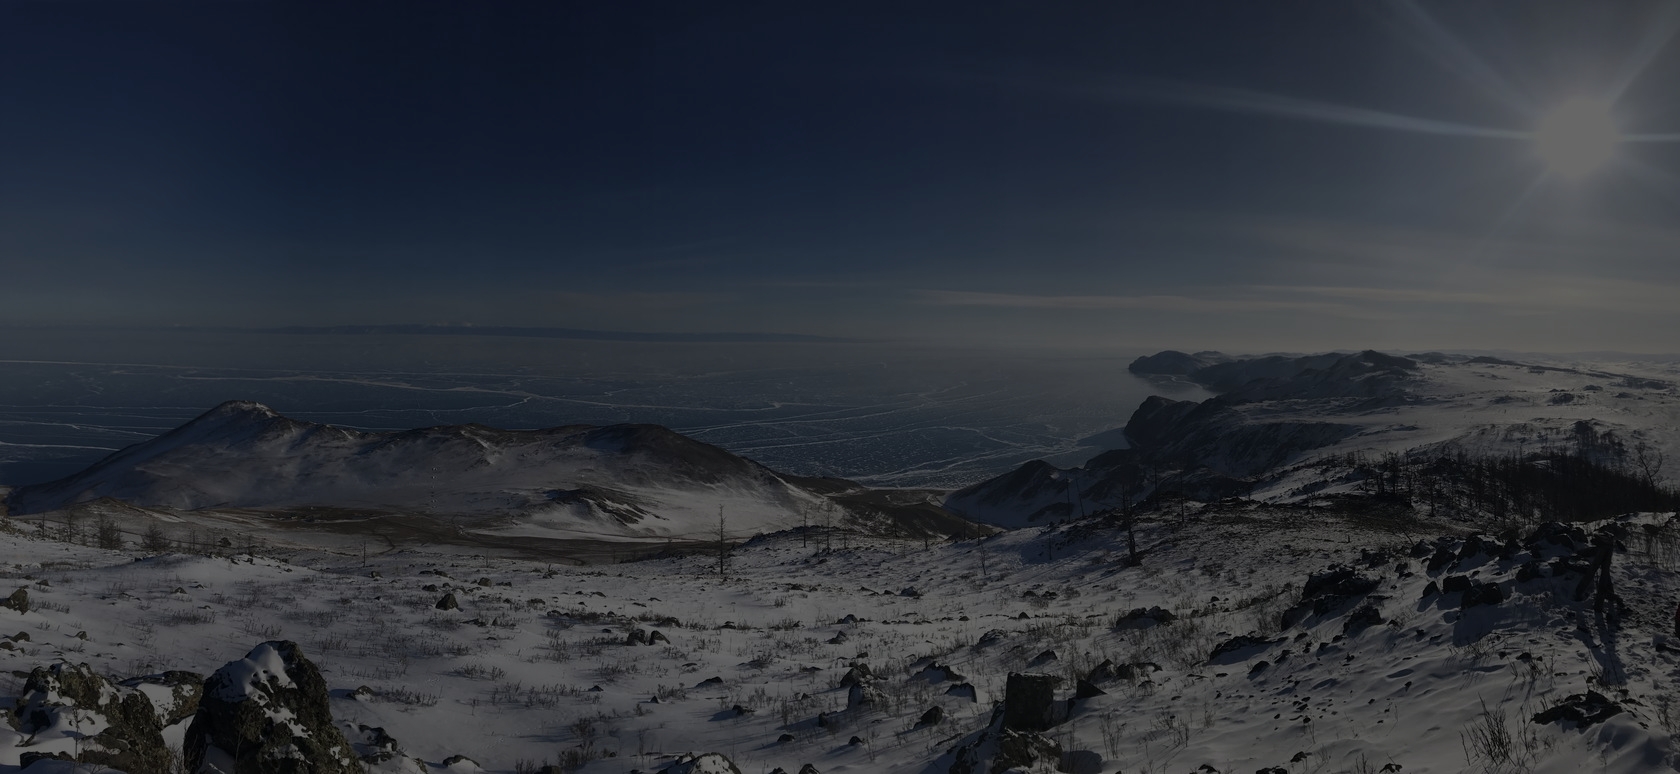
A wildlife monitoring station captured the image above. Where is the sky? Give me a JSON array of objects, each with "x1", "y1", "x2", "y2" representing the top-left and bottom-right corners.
[{"x1": 5, "y1": 1, "x2": 1680, "y2": 353}]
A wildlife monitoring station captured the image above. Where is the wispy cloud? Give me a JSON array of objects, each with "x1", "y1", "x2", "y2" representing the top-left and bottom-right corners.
[{"x1": 917, "y1": 289, "x2": 1354, "y2": 315}]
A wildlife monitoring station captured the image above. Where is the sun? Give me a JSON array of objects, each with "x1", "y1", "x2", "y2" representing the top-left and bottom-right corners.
[{"x1": 1533, "y1": 98, "x2": 1619, "y2": 179}]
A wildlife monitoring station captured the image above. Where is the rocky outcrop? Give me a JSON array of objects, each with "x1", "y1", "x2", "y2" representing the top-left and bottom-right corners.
[
  {"x1": 11, "y1": 662, "x2": 173, "y2": 772},
  {"x1": 946, "y1": 705, "x2": 1064, "y2": 774},
  {"x1": 119, "y1": 669, "x2": 205, "y2": 726},
  {"x1": 664, "y1": 752, "x2": 746, "y2": 774},
  {"x1": 1532, "y1": 691, "x2": 1622, "y2": 727},
  {"x1": 1282, "y1": 566, "x2": 1381, "y2": 628},
  {"x1": 183, "y1": 640, "x2": 361, "y2": 774},
  {"x1": 1001, "y1": 673, "x2": 1059, "y2": 732}
]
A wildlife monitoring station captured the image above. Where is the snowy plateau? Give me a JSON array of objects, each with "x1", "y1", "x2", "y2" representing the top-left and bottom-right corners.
[{"x1": 0, "y1": 350, "x2": 1679, "y2": 773}]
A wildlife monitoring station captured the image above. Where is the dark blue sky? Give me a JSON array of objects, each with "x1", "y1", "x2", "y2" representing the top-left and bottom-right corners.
[{"x1": 5, "y1": 1, "x2": 1680, "y2": 351}]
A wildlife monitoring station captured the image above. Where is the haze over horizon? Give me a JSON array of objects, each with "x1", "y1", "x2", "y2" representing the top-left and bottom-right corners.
[{"x1": 5, "y1": 2, "x2": 1680, "y2": 354}]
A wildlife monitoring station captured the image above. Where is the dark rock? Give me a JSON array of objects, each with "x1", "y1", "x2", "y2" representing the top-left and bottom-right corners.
[
  {"x1": 15, "y1": 662, "x2": 172, "y2": 772},
  {"x1": 118, "y1": 670, "x2": 204, "y2": 726},
  {"x1": 1461, "y1": 583, "x2": 1505, "y2": 609},
  {"x1": 849, "y1": 736, "x2": 864, "y2": 745},
  {"x1": 1210, "y1": 635, "x2": 1279, "y2": 663},
  {"x1": 1115, "y1": 605, "x2": 1177, "y2": 629},
  {"x1": 1342, "y1": 604, "x2": 1385, "y2": 634},
  {"x1": 1027, "y1": 649, "x2": 1058, "y2": 667},
  {"x1": 975, "y1": 629, "x2": 1008, "y2": 648},
  {"x1": 1002, "y1": 673, "x2": 1059, "y2": 732},
  {"x1": 1532, "y1": 691, "x2": 1622, "y2": 727},
  {"x1": 1062, "y1": 749, "x2": 1104, "y2": 774},
  {"x1": 1302, "y1": 566, "x2": 1380, "y2": 600},
  {"x1": 665, "y1": 753, "x2": 746, "y2": 774},
  {"x1": 1, "y1": 588, "x2": 28, "y2": 614},
  {"x1": 945, "y1": 682, "x2": 979, "y2": 702},
  {"x1": 827, "y1": 631, "x2": 848, "y2": 645},
  {"x1": 912, "y1": 662, "x2": 965, "y2": 683},
  {"x1": 1114, "y1": 661, "x2": 1160, "y2": 680},
  {"x1": 777, "y1": 733, "x2": 794, "y2": 743},
  {"x1": 1421, "y1": 580, "x2": 1439, "y2": 598},
  {"x1": 183, "y1": 640, "x2": 361, "y2": 774},
  {"x1": 625, "y1": 629, "x2": 648, "y2": 646},
  {"x1": 947, "y1": 718, "x2": 1063, "y2": 774},
  {"x1": 799, "y1": 765, "x2": 821, "y2": 774},
  {"x1": 1085, "y1": 660, "x2": 1118, "y2": 683},
  {"x1": 435, "y1": 592, "x2": 459, "y2": 611},
  {"x1": 1074, "y1": 679, "x2": 1106, "y2": 699},
  {"x1": 847, "y1": 680, "x2": 885, "y2": 710},
  {"x1": 916, "y1": 706, "x2": 945, "y2": 727},
  {"x1": 838, "y1": 664, "x2": 876, "y2": 687},
  {"x1": 649, "y1": 630, "x2": 670, "y2": 645},
  {"x1": 1427, "y1": 543, "x2": 1458, "y2": 574},
  {"x1": 19, "y1": 751, "x2": 75, "y2": 768},
  {"x1": 1441, "y1": 575, "x2": 1472, "y2": 594}
]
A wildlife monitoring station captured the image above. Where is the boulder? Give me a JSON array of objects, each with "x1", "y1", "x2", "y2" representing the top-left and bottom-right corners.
[
  {"x1": 1461, "y1": 582, "x2": 1505, "y2": 609},
  {"x1": 912, "y1": 662, "x2": 965, "y2": 683},
  {"x1": 947, "y1": 708, "x2": 1063, "y2": 774},
  {"x1": 916, "y1": 705, "x2": 945, "y2": 727},
  {"x1": 1114, "y1": 605, "x2": 1176, "y2": 629},
  {"x1": 183, "y1": 640, "x2": 362, "y2": 774},
  {"x1": 838, "y1": 664, "x2": 876, "y2": 687},
  {"x1": 118, "y1": 670, "x2": 205, "y2": 726},
  {"x1": 1, "y1": 587, "x2": 28, "y2": 613},
  {"x1": 1532, "y1": 691, "x2": 1622, "y2": 727},
  {"x1": 1342, "y1": 604, "x2": 1385, "y2": 634},
  {"x1": 435, "y1": 592, "x2": 459, "y2": 611},
  {"x1": 1209, "y1": 634, "x2": 1279, "y2": 664},
  {"x1": 846, "y1": 679, "x2": 886, "y2": 710},
  {"x1": 1002, "y1": 673, "x2": 1059, "y2": 732},
  {"x1": 12, "y1": 662, "x2": 172, "y2": 772},
  {"x1": 665, "y1": 752, "x2": 746, "y2": 774}
]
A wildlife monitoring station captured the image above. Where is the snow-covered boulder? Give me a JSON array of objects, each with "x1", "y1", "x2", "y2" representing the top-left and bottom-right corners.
[
  {"x1": 664, "y1": 752, "x2": 745, "y2": 773},
  {"x1": 10, "y1": 662, "x2": 173, "y2": 772},
  {"x1": 183, "y1": 640, "x2": 361, "y2": 774}
]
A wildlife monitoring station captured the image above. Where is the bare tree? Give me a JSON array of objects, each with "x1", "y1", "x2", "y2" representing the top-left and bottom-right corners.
[
  {"x1": 716, "y1": 505, "x2": 729, "y2": 581},
  {"x1": 1634, "y1": 439, "x2": 1666, "y2": 487},
  {"x1": 95, "y1": 515, "x2": 124, "y2": 550},
  {"x1": 142, "y1": 522, "x2": 172, "y2": 553}
]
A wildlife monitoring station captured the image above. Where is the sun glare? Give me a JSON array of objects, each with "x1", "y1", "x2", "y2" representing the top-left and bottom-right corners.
[{"x1": 1534, "y1": 98, "x2": 1619, "y2": 178}]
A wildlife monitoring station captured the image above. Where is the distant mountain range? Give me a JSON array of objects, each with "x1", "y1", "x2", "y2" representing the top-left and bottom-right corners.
[{"x1": 7, "y1": 402, "x2": 979, "y2": 541}]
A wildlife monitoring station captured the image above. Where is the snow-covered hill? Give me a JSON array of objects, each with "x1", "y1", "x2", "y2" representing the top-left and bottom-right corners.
[
  {"x1": 5, "y1": 402, "x2": 977, "y2": 542},
  {"x1": 950, "y1": 350, "x2": 1680, "y2": 528}
]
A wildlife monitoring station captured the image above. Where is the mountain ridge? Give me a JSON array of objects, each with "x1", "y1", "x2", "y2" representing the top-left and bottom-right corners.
[{"x1": 7, "y1": 401, "x2": 982, "y2": 542}]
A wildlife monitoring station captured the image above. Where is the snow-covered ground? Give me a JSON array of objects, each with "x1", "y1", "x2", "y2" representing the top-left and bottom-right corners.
[
  {"x1": 1, "y1": 498, "x2": 1677, "y2": 773},
  {"x1": 1250, "y1": 355, "x2": 1680, "y2": 488}
]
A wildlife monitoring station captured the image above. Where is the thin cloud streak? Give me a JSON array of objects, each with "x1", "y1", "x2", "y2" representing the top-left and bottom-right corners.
[
  {"x1": 1056, "y1": 76, "x2": 1530, "y2": 140},
  {"x1": 917, "y1": 289, "x2": 1355, "y2": 315}
]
